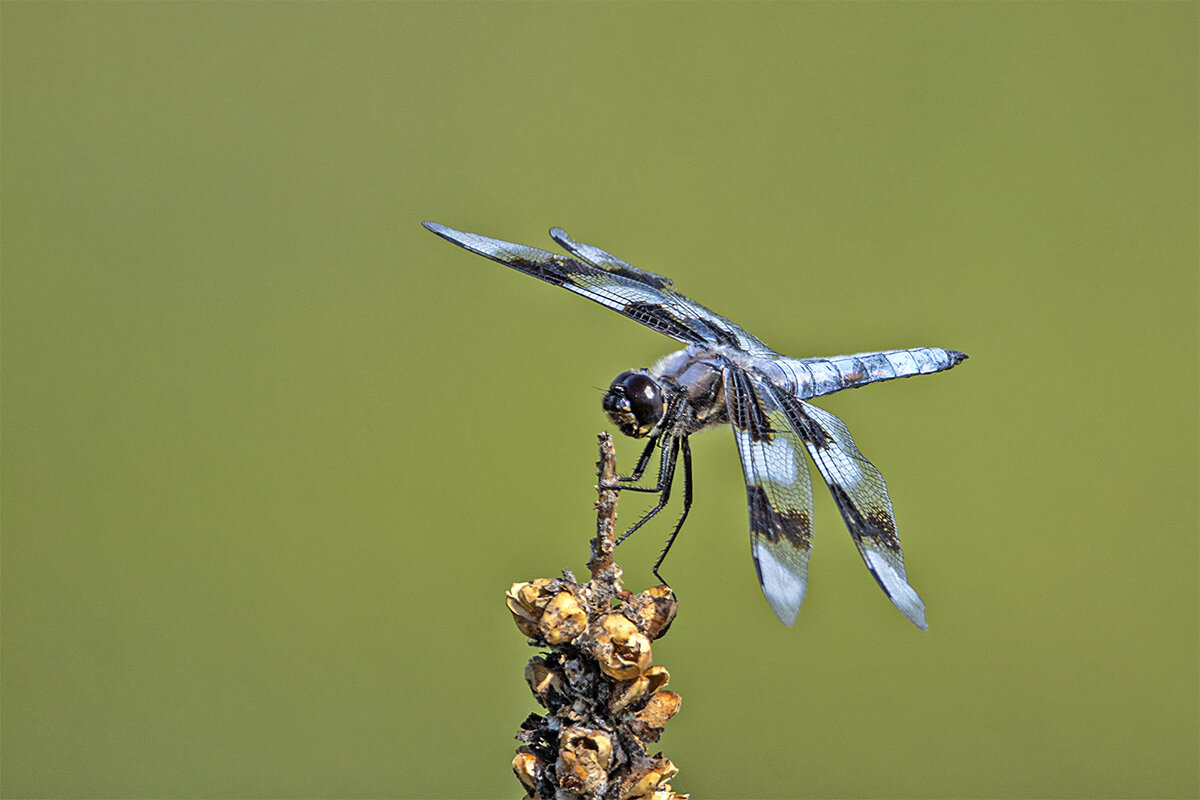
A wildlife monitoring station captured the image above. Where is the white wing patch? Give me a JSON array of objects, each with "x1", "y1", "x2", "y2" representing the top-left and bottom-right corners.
[
  {"x1": 734, "y1": 429, "x2": 800, "y2": 487},
  {"x1": 753, "y1": 541, "x2": 808, "y2": 626}
]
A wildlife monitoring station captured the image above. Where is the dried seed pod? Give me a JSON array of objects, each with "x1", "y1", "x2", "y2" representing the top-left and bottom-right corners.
[
  {"x1": 512, "y1": 751, "x2": 543, "y2": 792},
  {"x1": 539, "y1": 589, "x2": 587, "y2": 644},
  {"x1": 609, "y1": 666, "x2": 670, "y2": 713},
  {"x1": 556, "y1": 728, "x2": 613, "y2": 796},
  {"x1": 505, "y1": 579, "x2": 558, "y2": 638},
  {"x1": 506, "y1": 602, "x2": 541, "y2": 638},
  {"x1": 642, "y1": 665, "x2": 670, "y2": 696},
  {"x1": 591, "y1": 612, "x2": 653, "y2": 680},
  {"x1": 634, "y1": 690, "x2": 682, "y2": 729},
  {"x1": 608, "y1": 674, "x2": 649, "y2": 713},
  {"x1": 644, "y1": 790, "x2": 688, "y2": 800},
  {"x1": 619, "y1": 757, "x2": 679, "y2": 799},
  {"x1": 622, "y1": 585, "x2": 678, "y2": 640},
  {"x1": 524, "y1": 657, "x2": 565, "y2": 706}
]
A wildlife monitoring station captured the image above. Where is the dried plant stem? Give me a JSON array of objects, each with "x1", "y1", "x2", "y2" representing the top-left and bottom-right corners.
[
  {"x1": 587, "y1": 433, "x2": 620, "y2": 582},
  {"x1": 505, "y1": 434, "x2": 686, "y2": 800}
]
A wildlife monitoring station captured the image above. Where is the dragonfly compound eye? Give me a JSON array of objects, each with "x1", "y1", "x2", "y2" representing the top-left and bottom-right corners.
[{"x1": 603, "y1": 371, "x2": 664, "y2": 437}]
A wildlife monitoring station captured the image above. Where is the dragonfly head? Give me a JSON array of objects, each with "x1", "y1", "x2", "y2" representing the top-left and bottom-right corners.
[{"x1": 603, "y1": 370, "x2": 664, "y2": 438}]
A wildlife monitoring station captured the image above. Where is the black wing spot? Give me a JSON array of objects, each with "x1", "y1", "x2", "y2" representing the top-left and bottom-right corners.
[
  {"x1": 506, "y1": 256, "x2": 571, "y2": 286},
  {"x1": 829, "y1": 483, "x2": 900, "y2": 551},
  {"x1": 747, "y1": 484, "x2": 812, "y2": 549},
  {"x1": 622, "y1": 301, "x2": 704, "y2": 343},
  {"x1": 780, "y1": 396, "x2": 833, "y2": 449}
]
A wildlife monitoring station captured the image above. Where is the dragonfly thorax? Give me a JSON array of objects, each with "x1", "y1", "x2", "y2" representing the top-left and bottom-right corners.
[{"x1": 603, "y1": 371, "x2": 664, "y2": 438}]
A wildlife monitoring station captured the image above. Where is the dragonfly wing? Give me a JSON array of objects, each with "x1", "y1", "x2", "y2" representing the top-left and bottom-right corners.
[
  {"x1": 780, "y1": 395, "x2": 927, "y2": 629},
  {"x1": 725, "y1": 366, "x2": 815, "y2": 625}
]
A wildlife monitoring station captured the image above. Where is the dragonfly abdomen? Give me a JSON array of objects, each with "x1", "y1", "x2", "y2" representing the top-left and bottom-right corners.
[{"x1": 766, "y1": 347, "x2": 967, "y2": 399}]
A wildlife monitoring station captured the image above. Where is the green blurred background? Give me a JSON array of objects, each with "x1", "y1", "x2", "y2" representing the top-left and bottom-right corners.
[{"x1": 3, "y1": 3, "x2": 1196, "y2": 798}]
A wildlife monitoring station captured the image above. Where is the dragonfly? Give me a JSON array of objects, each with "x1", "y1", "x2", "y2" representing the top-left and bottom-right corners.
[{"x1": 424, "y1": 221, "x2": 967, "y2": 629}]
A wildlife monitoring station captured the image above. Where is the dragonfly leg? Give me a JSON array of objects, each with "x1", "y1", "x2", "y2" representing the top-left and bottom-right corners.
[
  {"x1": 623, "y1": 437, "x2": 658, "y2": 481},
  {"x1": 652, "y1": 437, "x2": 692, "y2": 589},
  {"x1": 609, "y1": 437, "x2": 666, "y2": 493},
  {"x1": 614, "y1": 436, "x2": 679, "y2": 546}
]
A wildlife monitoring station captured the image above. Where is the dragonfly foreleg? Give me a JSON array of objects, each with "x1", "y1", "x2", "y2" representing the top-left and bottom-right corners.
[{"x1": 612, "y1": 437, "x2": 666, "y2": 493}]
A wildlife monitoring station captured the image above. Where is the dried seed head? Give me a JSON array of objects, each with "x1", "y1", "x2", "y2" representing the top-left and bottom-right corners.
[
  {"x1": 539, "y1": 589, "x2": 587, "y2": 644},
  {"x1": 634, "y1": 690, "x2": 682, "y2": 730},
  {"x1": 512, "y1": 751, "x2": 543, "y2": 792},
  {"x1": 505, "y1": 443, "x2": 686, "y2": 797},
  {"x1": 556, "y1": 728, "x2": 613, "y2": 796},
  {"x1": 591, "y1": 612, "x2": 653, "y2": 680},
  {"x1": 619, "y1": 757, "x2": 679, "y2": 800},
  {"x1": 622, "y1": 585, "x2": 678, "y2": 640}
]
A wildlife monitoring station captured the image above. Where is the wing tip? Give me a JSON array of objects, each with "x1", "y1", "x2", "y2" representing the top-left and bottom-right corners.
[
  {"x1": 863, "y1": 550, "x2": 928, "y2": 630},
  {"x1": 422, "y1": 220, "x2": 457, "y2": 241},
  {"x1": 772, "y1": 604, "x2": 801, "y2": 627},
  {"x1": 903, "y1": 601, "x2": 929, "y2": 630},
  {"x1": 754, "y1": 543, "x2": 808, "y2": 627},
  {"x1": 421, "y1": 221, "x2": 531, "y2": 263}
]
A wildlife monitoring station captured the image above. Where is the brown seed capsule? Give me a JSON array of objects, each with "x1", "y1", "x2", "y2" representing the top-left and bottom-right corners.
[
  {"x1": 642, "y1": 665, "x2": 670, "y2": 695},
  {"x1": 634, "y1": 690, "x2": 682, "y2": 729},
  {"x1": 512, "y1": 751, "x2": 543, "y2": 792},
  {"x1": 539, "y1": 589, "x2": 587, "y2": 644},
  {"x1": 556, "y1": 728, "x2": 613, "y2": 796},
  {"x1": 506, "y1": 602, "x2": 540, "y2": 638},
  {"x1": 591, "y1": 612, "x2": 653, "y2": 680},
  {"x1": 524, "y1": 658, "x2": 565, "y2": 705},
  {"x1": 609, "y1": 666, "x2": 671, "y2": 713},
  {"x1": 505, "y1": 579, "x2": 559, "y2": 638},
  {"x1": 622, "y1": 585, "x2": 678, "y2": 640},
  {"x1": 608, "y1": 674, "x2": 649, "y2": 714},
  {"x1": 619, "y1": 757, "x2": 679, "y2": 799},
  {"x1": 644, "y1": 790, "x2": 688, "y2": 800}
]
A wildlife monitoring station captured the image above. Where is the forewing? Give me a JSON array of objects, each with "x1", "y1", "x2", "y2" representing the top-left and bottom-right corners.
[
  {"x1": 777, "y1": 396, "x2": 927, "y2": 628},
  {"x1": 547, "y1": 226, "x2": 778, "y2": 354},
  {"x1": 725, "y1": 367, "x2": 814, "y2": 626},
  {"x1": 424, "y1": 222, "x2": 774, "y2": 354}
]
